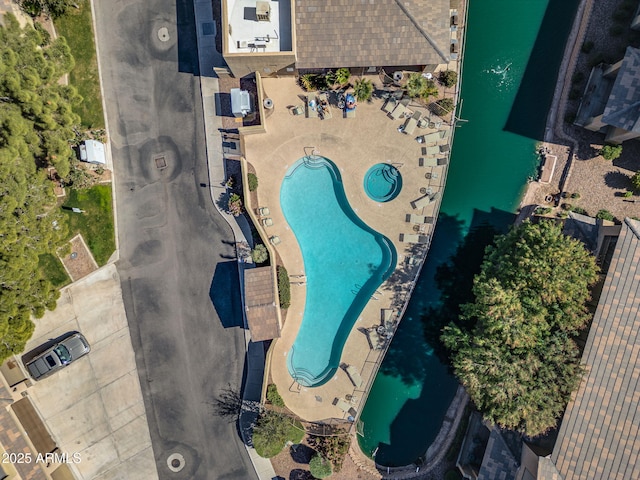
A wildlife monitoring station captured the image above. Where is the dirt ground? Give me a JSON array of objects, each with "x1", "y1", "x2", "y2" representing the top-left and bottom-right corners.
[{"x1": 59, "y1": 234, "x2": 98, "y2": 281}]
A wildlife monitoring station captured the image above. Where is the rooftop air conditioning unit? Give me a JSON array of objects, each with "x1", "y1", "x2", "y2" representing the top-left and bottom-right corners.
[{"x1": 256, "y1": 1, "x2": 270, "y2": 22}]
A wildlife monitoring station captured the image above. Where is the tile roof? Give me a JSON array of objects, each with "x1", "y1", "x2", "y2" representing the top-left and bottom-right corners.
[
  {"x1": 602, "y1": 47, "x2": 640, "y2": 133},
  {"x1": 550, "y1": 218, "x2": 640, "y2": 480},
  {"x1": 294, "y1": 0, "x2": 451, "y2": 69},
  {"x1": 477, "y1": 428, "x2": 521, "y2": 480},
  {"x1": 244, "y1": 266, "x2": 281, "y2": 342}
]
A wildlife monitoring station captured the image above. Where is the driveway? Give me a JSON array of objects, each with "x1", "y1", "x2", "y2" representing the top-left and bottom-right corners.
[
  {"x1": 24, "y1": 265, "x2": 157, "y2": 480},
  {"x1": 92, "y1": 0, "x2": 255, "y2": 479}
]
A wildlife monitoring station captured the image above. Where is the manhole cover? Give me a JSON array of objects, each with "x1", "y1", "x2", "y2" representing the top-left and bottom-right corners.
[
  {"x1": 158, "y1": 27, "x2": 170, "y2": 42},
  {"x1": 167, "y1": 453, "x2": 185, "y2": 473},
  {"x1": 155, "y1": 156, "x2": 167, "y2": 169}
]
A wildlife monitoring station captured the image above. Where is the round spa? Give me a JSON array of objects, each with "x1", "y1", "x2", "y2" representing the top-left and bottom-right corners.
[{"x1": 363, "y1": 163, "x2": 403, "y2": 202}]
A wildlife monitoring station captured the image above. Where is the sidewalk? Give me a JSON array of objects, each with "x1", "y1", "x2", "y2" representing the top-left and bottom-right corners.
[{"x1": 192, "y1": 1, "x2": 275, "y2": 479}]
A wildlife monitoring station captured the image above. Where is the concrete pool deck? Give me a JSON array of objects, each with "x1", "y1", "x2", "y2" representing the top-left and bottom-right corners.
[{"x1": 243, "y1": 76, "x2": 453, "y2": 423}]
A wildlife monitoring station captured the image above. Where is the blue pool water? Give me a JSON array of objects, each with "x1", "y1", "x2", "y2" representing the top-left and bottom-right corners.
[
  {"x1": 364, "y1": 164, "x2": 403, "y2": 202},
  {"x1": 282, "y1": 156, "x2": 397, "y2": 387}
]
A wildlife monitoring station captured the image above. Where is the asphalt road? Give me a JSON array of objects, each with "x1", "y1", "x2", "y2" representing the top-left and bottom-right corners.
[{"x1": 92, "y1": 1, "x2": 256, "y2": 479}]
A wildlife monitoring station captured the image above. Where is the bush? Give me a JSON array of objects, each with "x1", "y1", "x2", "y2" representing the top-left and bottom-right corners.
[
  {"x1": 564, "y1": 112, "x2": 577, "y2": 124},
  {"x1": 600, "y1": 144, "x2": 622, "y2": 161},
  {"x1": 610, "y1": 24, "x2": 624, "y2": 36},
  {"x1": 588, "y1": 53, "x2": 606, "y2": 68},
  {"x1": 570, "y1": 192, "x2": 581, "y2": 199},
  {"x1": 406, "y1": 72, "x2": 438, "y2": 99},
  {"x1": 571, "y1": 72, "x2": 585, "y2": 84},
  {"x1": 309, "y1": 455, "x2": 332, "y2": 479},
  {"x1": 253, "y1": 412, "x2": 304, "y2": 458},
  {"x1": 277, "y1": 265, "x2": 291, "y2": 308},
  {"x1": 251, "y1": 244, "x2": 268, "y2": 264},
  {"x1": 329, "y1": 68, "x2": 350, "y2": 86},
  {"x1": 535, "y1": 207, "x2": 553, "y2": 215},
  {"x1": 561, "y1": 203, "x2": 572, "y2": 211},
  {"x1": 596, "y1": 209, "x2": 615, "y2": 221},
  {"x1": 631, "y1": 171, "x2": 640, "y2": 191},
  {"x1": 266, "y1": 384, "x2": 285, "y2": 407},
  {"x1": 248, "y1": 173, "x2": 258, "y2": 192},
  {"x1": 308, "y1": 432, "x2": 350, "y2": 472},
  {"x1": 612, "y1": 9, "x2": 628, "y2": 22},
  {"x1": 581, "y1": 40, "x2": 594, "y2": 54},
  {"x1": 445, "y1": 470, "x2": 463, "y2": 480},
  {"x1": 624, "y1": 190, "x2": 634, "y2": 197},
  {"x1": 439, "y1": 70, "x2": 458, "y2": 88},
  {"x1": 434, "y1": 97, "x2": 455, "y2": 115},
  {"x1": 572, "y1": 206, "x2": 588, "y2": 215},
  {"x1": 569, "y1": 88, "x2": 581, "y2": 101},
  {"x1": 353, "y1": 78, "x2": 373, "y2": 102},
  {"x1": 228, "y1": 193, "x2": 243, "y2": 216}
]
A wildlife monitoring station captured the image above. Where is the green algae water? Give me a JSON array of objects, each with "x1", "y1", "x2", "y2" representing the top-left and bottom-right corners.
[{"x1": 359, "y1": 0, "x2": 580, "y2": 466}]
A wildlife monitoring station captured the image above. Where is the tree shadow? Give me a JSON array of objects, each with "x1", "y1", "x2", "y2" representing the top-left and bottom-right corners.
[
  {"x1": 289, "y1": 469, "x2": 313, "y2": 480},
  {"x1": 290, "y1": 444, "x2": 315, "y2": 464},
  {"x1": 209, "y1": 261, "x2": 244, "y2": 328},
  {"x1": 604, "y1": 170, "x2": 632, "y2": 189}
]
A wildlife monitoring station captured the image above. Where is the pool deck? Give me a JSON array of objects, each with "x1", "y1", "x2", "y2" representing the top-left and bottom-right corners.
[{"x1": 243, "y1": 75, "x2": 454, "y2": 424}]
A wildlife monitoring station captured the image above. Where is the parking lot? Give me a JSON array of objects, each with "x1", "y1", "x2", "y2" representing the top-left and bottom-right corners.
[{"x1": 22, "y1": 265, "x2": 158, "y2": 480}]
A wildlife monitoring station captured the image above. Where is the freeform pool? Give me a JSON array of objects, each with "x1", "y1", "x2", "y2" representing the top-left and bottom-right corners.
[
  {"x1": 281, "y1": 156, "x2": 397, "y2": 387},
  {"x1": 364, "y1": 163, "x2": 402, "y2": 202}
]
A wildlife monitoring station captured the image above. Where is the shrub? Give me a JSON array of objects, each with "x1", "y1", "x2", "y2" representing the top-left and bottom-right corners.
[
  {"x1": 561, "y1": 203, "x2": 572, "y2": 211},
  {"x1": 571, "y1": 71, "x2": 585, "y2": 84},
  {"x1": 299, "y1": 73, "x2": 316, "y2": 91},
  {"x1": 596, "y1": 209, "x2": 615, "y2": 221},
  {"x1": 624, "y1": 191, "x2": 634, "y2": 197},
  {"x1": 570, "y1": 192, "x2": 581, "y2": 199},
  {"x1": 588, "y1": 53, "x2": 606, "y2": 68},
  {"x1": 610, "y1": 24, "x2": 624, "y2": 36},
  {"x1": 277, "y1": 265, "x2": 291, "y2": 308},
  {"x1": 330, "y1": 68, "x2": 350, "y2": 86},
  {"x1": 353, "y1": 78, "x2": 373, "y2": 102},
  {"x1": 435, "y1": 97, "x2": 455, "y2": 115},
  {"x1": 564, "y1": 112, "x2": 577, "y2": 124},
  {"x1": 535, "y1": 206, "x2": 553, "y2": 215},
  {"x1": 252, "y1": 412, "x2": 304, "y2": 458},
  {"x1": 445, "y1": 470, "x2": 463, "y2": 480},
  {"x1": 439, "y1": 70, "x2": 458, "y2": 88},
  {"x1": 631, "y1": 171, "x2": 640, "y2": 191},
  {"x1": 581, "y1": 40, "x2": 594, "y2": 54},
  {"x1": 228, "y1": 193, "x2": 243, "y2": 216},
  {"x1": 612, "y1": 9, "x2": 628, "y2": 22},
  {"x1": 248, "y1": 173, "x2": 258, "y2": 192},
  {"x1": 309, "y1": 455, "x2": 332, "y2": 479},
  {"x1": 308, "y1": 432, "x2": 350, "y2": 472},
  {"x1": 572, "y1": 206, "x2": 588, "y2": 215},
  {"x1": 600, "y1": 144, "x2": 622, "y2": 161},
  {"x1": 266, "y1": 384, "x2": 285, "y2": 407},
  {"x1": 569, "y1": 88, "x2": 581, "y2": 101},
  {"x1": 251, "y1": 244, "x2": 268, "y2": 264}
]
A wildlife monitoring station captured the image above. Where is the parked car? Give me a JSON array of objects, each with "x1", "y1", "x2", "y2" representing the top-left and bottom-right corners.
[{"x1": 25, "y1": 332, "x2": 91, "y2": 380}]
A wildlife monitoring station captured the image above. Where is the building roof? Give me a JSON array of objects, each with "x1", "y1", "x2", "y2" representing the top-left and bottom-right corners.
[
  {"x1": 244, "y1": 266, "x2": 280, "y2": 342},
  {"x1": 550, "y1": 218, "x2": 640, "y2": 480},
  {"x1": 294, "y1": 0, "x2": 451, "y2": 69},
  {"x1": 478, "y1": 428, "x2": 522, "y2": 480},
  {"x1": 11, "y1": 397, "x2": 57, "y2": 455},
  {"x1": 602, "y1": 47, "x2": 640, "y2": 133}
]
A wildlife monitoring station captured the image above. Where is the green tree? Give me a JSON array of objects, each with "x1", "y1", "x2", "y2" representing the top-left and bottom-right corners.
[
  {"x1": 19, "y1": 0, "x2": 75, "y2": 18},
  {"x1": 309, "y1": 454, "x2": 332, "y2": 479},
  {"x1": 252, "y1": 411, "x2": 304, "y2": 458},
  {"x1": 600, "y1": 144, "x2": 622, "y2": 161},
  {"x1": 442, "y1": 221, "x2": 598, "y2": 436},
  {"x1": 631, "y1": 170, "x2": 640, "y2": 191},
  {"x1": 0, "y1": 14, "x2": 75, "y2": 360},
  {"x1": 353, "y1": 78, "x2": 373, "y2": 102}
]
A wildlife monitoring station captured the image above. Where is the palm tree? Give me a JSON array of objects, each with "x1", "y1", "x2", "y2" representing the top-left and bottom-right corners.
[{"x1": 353, "y1": 78, "x2": 373, "y2": 102}]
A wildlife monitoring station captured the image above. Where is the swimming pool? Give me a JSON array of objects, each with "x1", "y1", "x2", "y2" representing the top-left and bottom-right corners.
[
  {"x1": 281, "y1": 156, "x2": 397, "y2": 387},
  {"x1": 364, "y1": 163, "x2": 402, "y2": 202}
]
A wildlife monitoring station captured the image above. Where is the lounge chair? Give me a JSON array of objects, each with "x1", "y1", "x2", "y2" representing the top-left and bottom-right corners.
[
  {"x1": 345, "y1": 365, "x2": 363, "y2": 388},
  {"x1": 400, "y1": 233, "x2": 430, "y2": 244},
  {"x1": 420, "y1": 130, "x2": 446, "y2": 146},
  {"x1": 389, "y1": 100, "x2": 409, "y2": 120},
  {"x1": 269, "y1": 235, "x2": 281, "y2": 245},
  {"x1": 258, "y1": 207, "x2": 270, "y2": 216},
  {"x1": 382, "y1": 97, "x2": 397, "y2": 113},
  {"x1": 307, "y1": 95, "x2": 317, "y2": 118},
  {"x1": 421, "y1": 145, "x2": 441, "y2": 157},
  {"x1": 333, "y1": 398, "x2": 351, "y2": 413},
  {"x1": 382, "y1": 309, "x2": 396, "y2": 330},
  {"x1": 345, "y1": 108, "x2": 356, "y2": 118},
  {"x1": 261, "y1": 218, "x2": 273, "y2": 227},
  {"x1": 291, "y1": 105, "x2": 304, "y2": 116},
  {"x1": 405, "y1": 214, "x2": 430, "y2": 223},
  {"x1": 411, "y1": 191, "x2": 441, "y2": 209},
  {"x1": 419, "y1": 157, "x2": 437, "y2": 167},
  {"x1": 400, "y1": 111, "x2": 421, "y2": 135}
]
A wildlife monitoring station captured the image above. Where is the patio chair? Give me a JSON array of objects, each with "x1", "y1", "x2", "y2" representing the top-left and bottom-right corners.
[
  {"x1": 333, "y1": 398, "x2": 351, "y2": 414},
  {"x1": 257, "y1": 207, "x2": 270, "y2": 216},
  {"x1": 389, "y1": 100, "x2": 409, "y2": 120},
  {"x1": 405, "y1": 214, "x2": 428, "y2": 223},
  {"x1": 382, "y1": 97, "x2": 397, "y2": 113},
  {"x1": 345, "y1": 365, "x2": 363, "y2": 388},
  {"x1": 400, "y1": 111, "x2": 420, "y2": 135},
  {"x1": 399, "y1": 233, "x2": 430, "y2": 244},
  {"x1": 411, "y1": 191, "x2": 440, "y2": 209},
  {"x1": 419, "y1": 157, "x2": 438, "y2": 167},
  {"x1": 269, "y1": 235, "x2": 281, "y2": 245},
  {"x1": 291, "y1": 105, "x2": 304, "y2": 116},
  {"x1": 261, "y1": 218, "x2": 273, "y2": 227}
]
